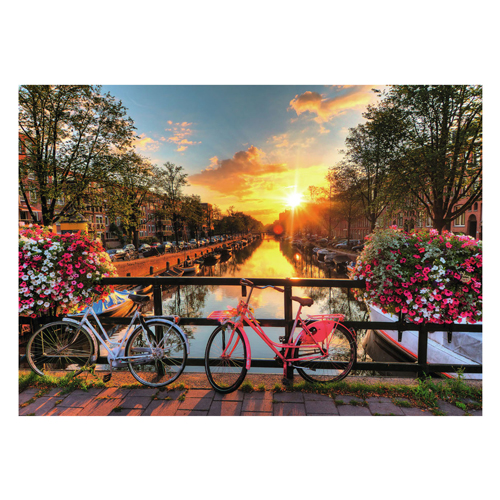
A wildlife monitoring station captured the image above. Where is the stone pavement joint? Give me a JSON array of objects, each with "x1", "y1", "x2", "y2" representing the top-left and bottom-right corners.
[{"x1": 18, "y1": 376, "x2": 482, "y2": 416}]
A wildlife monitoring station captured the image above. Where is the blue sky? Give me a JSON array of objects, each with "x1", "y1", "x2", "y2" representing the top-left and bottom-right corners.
[{"x1": 102, "y1": 85, "x2": 383, "y2": 224}]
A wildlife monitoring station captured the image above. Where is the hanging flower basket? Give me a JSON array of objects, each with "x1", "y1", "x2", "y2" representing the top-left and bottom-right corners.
[
  {"x1": 348, "y1": 226, "x2": 482, "y2": 325},
  {"x1": 19, "y1": 224, "x2": 117, "y2": 318}
]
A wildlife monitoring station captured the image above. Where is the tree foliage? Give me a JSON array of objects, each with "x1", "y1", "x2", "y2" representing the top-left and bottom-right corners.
[
  {"x1": 383, "y1": 85, "x2": 482, "y2": 232},
  {"x1": 342, "y1": 97, "x2": 406, "y2": 231},
  {"x1": 327, "y1": 164, "x2": 364, "y2": 241},
  {"x1": 19, "y1": 85, "x2": 136, "y2": 225},
  {"x1": 153, "y1": 162, "x2": 189, "y2": 244},
  {"x1": 102, "y1": 151, "x2": 156, "y2": 245}
]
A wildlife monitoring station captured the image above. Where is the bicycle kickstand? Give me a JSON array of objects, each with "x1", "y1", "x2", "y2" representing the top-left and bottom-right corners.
[{"x1": 282, "y1": 361, "x2": 293, "y2": 387}]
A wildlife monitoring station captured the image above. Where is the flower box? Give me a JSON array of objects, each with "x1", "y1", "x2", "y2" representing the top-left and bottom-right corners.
[
  {"x1": 19, "y1": 225, "x2": 117, "y2": 317},
  {"x1": 348, "y1": 227, "x2": 482, "y2": 325}
]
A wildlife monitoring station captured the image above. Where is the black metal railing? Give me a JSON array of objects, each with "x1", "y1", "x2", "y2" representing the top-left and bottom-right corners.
[
  {"x1": 19, "y1": 276, "x2": 482, "y2": 379},
  {"x1": 97, "y1": 276, "x2": 481, "y2": 379}
]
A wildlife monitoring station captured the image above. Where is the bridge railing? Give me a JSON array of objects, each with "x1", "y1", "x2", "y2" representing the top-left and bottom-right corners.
[
  {"x1": 95, "y1": 276, "x2": 482, "y2": 379},
  {"x1": 19, "y1": 276, "x2": 482, "y2": 378}
]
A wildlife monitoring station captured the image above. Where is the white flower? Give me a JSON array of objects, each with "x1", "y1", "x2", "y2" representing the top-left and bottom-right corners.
[{"x1": 440, "y1": 257, "x2": 446, "y2": 264}]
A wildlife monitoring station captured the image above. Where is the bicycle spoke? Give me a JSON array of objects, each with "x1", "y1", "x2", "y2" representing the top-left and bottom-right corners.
[{"x1": 126, "y1": 321, "x2": 187, "y2": 387}]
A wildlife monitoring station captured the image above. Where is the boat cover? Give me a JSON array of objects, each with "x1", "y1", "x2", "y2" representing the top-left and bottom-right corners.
[
  {"x1": 75, "y1": 290, "x2": 133, "y2": 316},
  {"x1": 368, "y1": 303, "x2": 482, "y2": 379}
]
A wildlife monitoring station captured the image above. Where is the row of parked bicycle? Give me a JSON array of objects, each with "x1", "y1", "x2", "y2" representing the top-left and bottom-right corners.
[{"x1": 106, "y1": 235, "x2": 237, "y2": 262}]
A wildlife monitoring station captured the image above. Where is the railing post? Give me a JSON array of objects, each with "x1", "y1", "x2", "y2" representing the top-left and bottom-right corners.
[
  {"x1": 153, "y1": 282, "x2": 162, "y2": 316},
  {"x1": 417, "y1": 322, "x2": 428, "y2": 378},
  {"x1": 283, "y1": 280, "x2": 294, "y2": 383},
  {"x1": 283, "y1": 282, "x2": 293, "y2": 342}
]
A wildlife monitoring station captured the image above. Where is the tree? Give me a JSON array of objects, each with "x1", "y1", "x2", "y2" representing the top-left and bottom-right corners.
[
  {"x1": 153, "y1": 162, "x2": 188, "y2": 245},
  {"x1": 182, "y1": 195, "x2": 204, "y2": 239},
  {"x1": 102, "y1": 151, "x2": 156, "y2": 247},
  {"x1": 19, "y1": 85, "x2": 135, "y2": 225},
  {"x1": 342, "y1": 97, "x2": 406, "y2": 232},
  {"x1": 327, "y1": 164, "x2": 364, "y2": 242},
  {"x1": 382, "y1": 85, "x2": 482, "y2": 233}
]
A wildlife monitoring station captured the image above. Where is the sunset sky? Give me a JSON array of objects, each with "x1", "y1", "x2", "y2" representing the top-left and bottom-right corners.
[{"x1": 102, "y1": 85, "x2": 384, "y2": 225}]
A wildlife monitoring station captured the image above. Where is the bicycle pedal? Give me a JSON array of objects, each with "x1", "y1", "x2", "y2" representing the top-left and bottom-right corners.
[{"x1": 103, "y1": 373, "x2": 112, "y2": 383}]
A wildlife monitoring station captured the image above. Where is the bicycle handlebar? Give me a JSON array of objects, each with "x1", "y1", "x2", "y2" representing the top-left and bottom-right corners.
[{"x1": 240, "y1": 279, "x2": 284, "y2": 293}]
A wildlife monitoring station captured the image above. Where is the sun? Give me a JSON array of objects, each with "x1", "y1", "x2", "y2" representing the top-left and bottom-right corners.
[{"x1": 286, "y1": 192, "x2": 304, "y2": 208}]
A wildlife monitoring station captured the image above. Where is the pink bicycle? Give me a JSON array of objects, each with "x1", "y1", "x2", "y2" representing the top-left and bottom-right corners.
[{"x1": 204, "y1": 278, "x2": 356, "y2": 393}]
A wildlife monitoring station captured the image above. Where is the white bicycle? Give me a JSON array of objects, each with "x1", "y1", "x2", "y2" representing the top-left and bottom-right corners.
[{"x1": 26, "y1": 294, "x2": 189, "y2": 387}]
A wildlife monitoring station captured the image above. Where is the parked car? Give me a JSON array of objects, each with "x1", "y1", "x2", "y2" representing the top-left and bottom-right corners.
[
  {"x1": 138, "y1": 244, "x2": 151, "y2": 253},
  {"x1": 123, "y1": 244, "x2": 136, "y2": 252},
  {"x1": 106, "y1": 248, "x2": 125, "y2": 262},
  {"x1": 333, "y1": 239, "x2": 348, "y2": 248},
  {"x1": 352, "y1": 243, "x2": 365, "y2": 252},
  {"x1": 335, "y1": 239, "x2": 362, "y2": 249},
  {"x1": 189, "y1": 239, "x2": 199, "y2": 248}
]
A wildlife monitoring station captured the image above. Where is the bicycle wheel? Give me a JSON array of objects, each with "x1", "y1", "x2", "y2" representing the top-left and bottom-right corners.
[
  {"x1": 205, "y1": 324, "x2": 248, "y2": 393},
  {"x1": 26, "y1": 321, "x2": 95, "y2": 376},
  {"x1": 125, "y1": 320, "x2": 188, "y2": 387},
  {"x1": 295, "y1": 323, "x2": 356, "y2": 383}
]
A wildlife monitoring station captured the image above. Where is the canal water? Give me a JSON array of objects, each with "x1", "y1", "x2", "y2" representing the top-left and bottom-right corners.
[{"x1": 154, "y1": 237, "x2": 370, "y2": 373}]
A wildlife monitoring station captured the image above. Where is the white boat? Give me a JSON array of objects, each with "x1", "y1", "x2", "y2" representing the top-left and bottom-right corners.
[
  {"x1": 367, "y1": 304, "x2": 482, "y2": 379},
  {"x1": 317, "y1": 248, "x2": 335, "y2": 261}
]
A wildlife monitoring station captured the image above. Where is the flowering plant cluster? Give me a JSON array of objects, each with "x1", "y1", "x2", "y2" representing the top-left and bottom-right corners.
[
  {"x1": 19, "y1": 225, "x2": 117, "y2": 317},
  {"x1": 348, "y1": 226, "x2": 482, "y2": 324}
]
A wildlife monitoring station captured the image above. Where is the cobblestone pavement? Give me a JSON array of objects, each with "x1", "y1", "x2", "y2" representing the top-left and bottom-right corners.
[{"x1": 18, "y1": 385, "x2": 482, "y2": 416}]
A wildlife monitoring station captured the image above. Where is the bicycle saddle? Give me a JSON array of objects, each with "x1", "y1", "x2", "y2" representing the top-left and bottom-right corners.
[
  {"x1": 128, "y1": 294, "x2": 150, "y2": 303},
  {"x1": 291, "y1": 296, "x2": 314, "y2": 307}
]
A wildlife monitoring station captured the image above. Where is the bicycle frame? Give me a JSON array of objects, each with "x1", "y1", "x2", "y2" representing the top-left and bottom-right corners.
[
  {"x1": 63, "y1": 307, "x2": 186, "y2": 365},
  {"x1": 212, "y1": 287, "x2": 346, "y2": 371}
]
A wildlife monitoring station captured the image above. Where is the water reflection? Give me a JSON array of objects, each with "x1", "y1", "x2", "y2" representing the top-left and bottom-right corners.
[{"x1": 160, "y1": 237, "x2": 369, "y2": 371}]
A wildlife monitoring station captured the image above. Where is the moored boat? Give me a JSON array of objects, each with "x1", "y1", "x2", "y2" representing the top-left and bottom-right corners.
[
  {"x1": 317, "y1": 248, "x2": 335, "y2": 261},
  {"x1": 173, "y1": 264, "x2": 198, "y2": 275},
  {"x1": 366, "y1": 303, "x2": 482, "y2": 379},
  {"x1": 163, "y1": 267, "x2": 184, "y2": 277},
  {"x1": 77, "y1": 284, "x2": 152, "y2": 318}
]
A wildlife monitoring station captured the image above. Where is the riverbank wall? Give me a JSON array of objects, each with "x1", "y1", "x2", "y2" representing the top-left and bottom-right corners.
[{"x1": 112, "y1": 240, "x2": 243, "y2": 277}]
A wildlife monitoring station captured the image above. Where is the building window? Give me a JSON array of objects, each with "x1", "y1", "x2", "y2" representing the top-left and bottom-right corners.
[
  {"x1": 454, "y1": 205, "x2": 465, "y2": 226},
  {"x1": 473, "y1": 203, "x2": 478, "y2": 211}
]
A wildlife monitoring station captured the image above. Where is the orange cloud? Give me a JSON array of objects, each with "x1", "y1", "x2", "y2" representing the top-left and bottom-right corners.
[
  {"x1": 134, "y1": 133, "x2": 160, "y2": 152},
  {"x1": 189, "y1": 146, "x2": 288, "y2": 197},
  {"x1": 289, "y1": 86, "x2": 375, "y2": 123},
  {"x1": 162, "y1": 121, "x2": 201, "y2": 152},
  {"x1": 267, "y1": 132, "x2": 316, "y2": 152}
]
